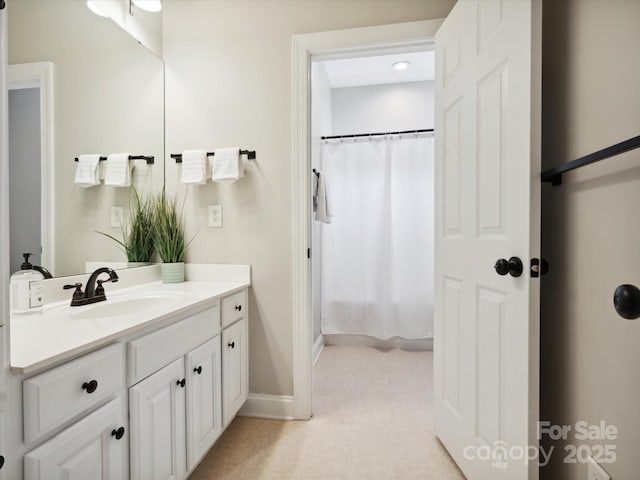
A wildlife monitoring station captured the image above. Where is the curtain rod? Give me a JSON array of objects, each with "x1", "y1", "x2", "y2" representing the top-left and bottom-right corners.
[{"x1": 321, "y1": 128, "x2": 434, "y2": 140}]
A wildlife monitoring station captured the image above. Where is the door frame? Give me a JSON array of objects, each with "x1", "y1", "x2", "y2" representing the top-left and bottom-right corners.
[
  {"x1": 291, "y1": 20, "x2": 443, "y2": 420},
  {"x1": 8, "y1": 62, "x2": 55, "y2": 274}
]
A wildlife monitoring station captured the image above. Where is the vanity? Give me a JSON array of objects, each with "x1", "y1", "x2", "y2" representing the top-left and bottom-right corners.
[{"x1": 8, "y1": 265, "x2": 250, "y2": 480}]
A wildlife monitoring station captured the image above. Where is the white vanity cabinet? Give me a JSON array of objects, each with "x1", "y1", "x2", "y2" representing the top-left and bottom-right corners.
[
  {"x1": 128, "y1": 301, "x2": 228, "y2": 480},
  {"x1": 129, "y1": 357, "x2": 187, "y2": 480},
  {"x1": 185, "y1": 337, "x2": 222, "y2": 470},
  {"x1": 221, "y1": 290, "x2": 248, "y2": 426},
  {"x1": 24, "y1": 397, "x2": 128, "y2": 480}
]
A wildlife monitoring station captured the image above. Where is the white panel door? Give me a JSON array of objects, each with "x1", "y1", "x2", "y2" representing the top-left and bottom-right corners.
[
  {"x1": 185, "y1": 337, "x2": 222, "y2": 470},
  {"x1": 434, "y1": 1, "x2": 541, "y2": 479},
  {"x1": 222, "y1": 318, "x2": 248, "y2": 426},
  {"x1": 129, "y1": 357, "x2": 187, "y2": 480},
  {"x1": 24, "y1": 398, "x2": 128, "y2": 480}
]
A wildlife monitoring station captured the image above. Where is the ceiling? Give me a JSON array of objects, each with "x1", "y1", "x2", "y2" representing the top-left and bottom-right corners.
[{"x1": 321, "y1": 51, "x2": 435, "y2": 89}]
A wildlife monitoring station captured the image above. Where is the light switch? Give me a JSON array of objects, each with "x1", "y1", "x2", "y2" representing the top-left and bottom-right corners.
[
  {"x1": 110, "y1": 206, "x2": 124, "y2": 228},
  {"x1": 208, "y1": 204, "x2": 222, "y2": 228}
]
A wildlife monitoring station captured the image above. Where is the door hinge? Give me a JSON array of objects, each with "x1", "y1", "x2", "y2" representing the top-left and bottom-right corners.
[
  {"x1": 530, "y1": 258, "x2": 549, "y2": 277},
  {"x1": 307, "y1": 248, "x2": 311, "y2": 259}
]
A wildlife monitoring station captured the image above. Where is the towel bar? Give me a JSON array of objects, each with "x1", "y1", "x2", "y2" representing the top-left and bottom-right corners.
[
  {"x1": 74, "y1": 155, "x2": 154, "y2": 165},
  {"x1": 171, "y1": 150, "x2": 256, "y2": 163}
]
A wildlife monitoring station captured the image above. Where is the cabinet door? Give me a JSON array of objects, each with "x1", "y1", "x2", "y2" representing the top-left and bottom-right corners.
[
  {"x1": 129, "y1": 358, "x2": 186, "y2": 480},
  {"x1": 222, "y1": 318, "x2": 248, "y2": 426},
  {"x1": 24, "y1": 398, "x2": 128, "y2": 480},
  {"x1": 185, "y1": 337, "x2": 222, "y2": 470}
]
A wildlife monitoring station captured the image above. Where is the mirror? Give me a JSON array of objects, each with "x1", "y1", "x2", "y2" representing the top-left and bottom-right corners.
[{"x1": 7, "y1": 0, "x2": 164, "y2": 278}]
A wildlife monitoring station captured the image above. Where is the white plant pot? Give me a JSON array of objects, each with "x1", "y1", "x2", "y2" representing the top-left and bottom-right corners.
[
  {"x1": 127, "y1": 261, "x2": 150, "y2": 268},
  {"x1": 161, "y1": 262, "x2": 185, "y2": 283}
]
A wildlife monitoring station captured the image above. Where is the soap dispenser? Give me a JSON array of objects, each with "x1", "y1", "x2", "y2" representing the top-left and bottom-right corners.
[{"x1": 10, "y1": 253, "x2": 44, "y2": 315}]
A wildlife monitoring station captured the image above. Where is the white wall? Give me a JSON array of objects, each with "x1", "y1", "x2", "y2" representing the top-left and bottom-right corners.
[
  {"x1": 540, "y1": 1, "x2": 640, "y2": 479},
  {"x1": 311, "y1": 62, "x2": 332, "y2": 344},
  {"x1": 163, "y1": 0, "x2": 456, "y2": 397},
  {"x1": 332, "y1": 81, "x2": 434, "y2": 135}
]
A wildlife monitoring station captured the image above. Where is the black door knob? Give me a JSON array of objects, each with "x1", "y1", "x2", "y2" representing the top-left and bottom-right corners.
[
  {"x1": 613, "y1": 284, "x2": 640, "y2": 320},
  {"x1": 82, "y1": 380, "x2": 98, "y2": 394},
  {"x1": 176, "y1": 378, "x2": 186, "y2": 388},
  {"x1": 111, "y1": 427, "x2": 125, "y2": 440},
  {"x1": 494, "y1": 258, "x2": 509, "y2": 275},
  {"x1": 194, "y1": 366, "x2": 203, "y2": 375},
  {"x1": 507, "y1": 257, "x2": 523, "y2": 277},
  {"x1": 228, "y1": 341, "x2": 235, "y2": 349}
]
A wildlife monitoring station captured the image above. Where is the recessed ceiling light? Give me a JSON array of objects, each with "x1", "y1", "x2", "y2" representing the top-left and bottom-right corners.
[
  {"x1": 86, "y1": 0, "x2": 109, "y2": 17},
  {"x1": 132, "y1": 0, "x2": 162, "y2": 12},
  {"x1": 392, "y1": 61, "x2": 411, "y2": 71}
]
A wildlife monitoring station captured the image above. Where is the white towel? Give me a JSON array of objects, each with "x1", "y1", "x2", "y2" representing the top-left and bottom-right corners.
[
  {"x1": 74, "y1": 154, "x2": 101, "y2": 188},
  {"x1": 104, "y1": 153, "x2": 131, "y2": 187},
  {"x1": 212, "y1": 147, "x2": 244, "y2": 182},
  {"x1": 180, "y1": 150, "x2": 208, "y2": 184},
  {"x1": 314, "y1": 171, "x2": 333, "y2": 224}
]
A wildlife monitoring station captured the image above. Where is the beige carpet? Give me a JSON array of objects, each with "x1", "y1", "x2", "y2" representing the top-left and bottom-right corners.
[{"x1": 189, "y1": 345, "x2": 465, "y2": 479}]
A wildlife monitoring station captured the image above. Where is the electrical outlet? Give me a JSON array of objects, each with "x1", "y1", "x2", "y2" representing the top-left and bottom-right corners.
[
  {"x1": 110, "y1": 206, "x2": 124, "y2": 228},
  {"x1": 208, "y1": 204, "x2": 222, "y2": 228},
  {"x1": 588, "y1": 458, "x2": 611, "y2": 480}
]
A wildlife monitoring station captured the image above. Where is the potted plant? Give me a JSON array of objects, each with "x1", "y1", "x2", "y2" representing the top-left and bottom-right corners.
[
  {"x1": 96, "y1": 188, "x2": 155, "y2": 267},
  {"x1": 152, "y1": 188, "x2": 191, "y2": 283}
]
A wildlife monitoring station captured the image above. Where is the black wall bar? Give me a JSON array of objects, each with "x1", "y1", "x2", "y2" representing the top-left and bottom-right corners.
[
  {"x1": 541, "y1": 135, "x2": 640, "y2": 186},
  {"x1": 74, "y1": 155, "x2": 155, "y2": 164},
  {"x1": 171, "y1": 150, "x2": 257, "y2": 163},
  {"x1": 321, "y1": 128, "x2": 434, "y2": 140}
]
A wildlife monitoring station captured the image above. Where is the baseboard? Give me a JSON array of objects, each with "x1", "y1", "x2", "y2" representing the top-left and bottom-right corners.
[
  {"x1": 238, "y1": 393, "x2": 296, "y2": 420},
  {"x1": 312, "y1": 334, "x2": 324, "y2": 366}
]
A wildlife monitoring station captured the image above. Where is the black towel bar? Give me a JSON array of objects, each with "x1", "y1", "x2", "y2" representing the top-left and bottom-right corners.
[
  {"x1": 74, "y1": 155, "x2": 154, "y2": 165},
  {"x1": 172, "y1": 150, "x2": 256, "y2": 163},
  {"x1": 541, "y1": 135, "x2": 640, "y2": 186}
]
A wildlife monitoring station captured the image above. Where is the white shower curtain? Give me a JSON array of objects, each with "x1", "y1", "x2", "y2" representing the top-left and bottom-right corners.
[{"x1": 320, "y1": 135, "x2": 434, "y2": 340}]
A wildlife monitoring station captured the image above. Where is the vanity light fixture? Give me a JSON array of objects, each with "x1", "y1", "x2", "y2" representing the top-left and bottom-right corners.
[
  {"x1": 86, "y1": 0, "x2": 109, "y2": 17},
  {"x1": 392, "y1": 61, "x2": 411, "y2": 71},
  {"x1": 131, "y1": 0, "x2": 162, "y2": 13}
]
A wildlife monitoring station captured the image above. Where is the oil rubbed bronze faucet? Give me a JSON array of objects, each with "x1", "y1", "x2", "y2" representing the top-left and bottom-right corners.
[{"x1": 63, "y1": 267, "x2": 119, "y2": 307}]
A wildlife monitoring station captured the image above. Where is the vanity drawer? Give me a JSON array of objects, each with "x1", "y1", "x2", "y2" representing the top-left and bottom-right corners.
[
  {"x1": 127, "y1": 305, "x2": 220, "y2": 386},
  {"x1": 23, "y1": 343, "x2": 124, "y2": 445},
  {"x1": 221, "y1": 290, "x2": 247, "y2": 328}
]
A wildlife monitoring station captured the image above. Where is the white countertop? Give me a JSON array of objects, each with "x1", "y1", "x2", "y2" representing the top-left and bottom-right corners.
[{"x1": 11, "y1": 280, "x2": 249, "y2": 375}]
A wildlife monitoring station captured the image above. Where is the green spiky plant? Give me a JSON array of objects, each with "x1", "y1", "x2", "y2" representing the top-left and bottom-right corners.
[
  {"x1": 96, "y1": 188, "x2": 155, "y2": 263},
  {"x1": 152, "y1": 188, "x2": 193, "y2": 263}
]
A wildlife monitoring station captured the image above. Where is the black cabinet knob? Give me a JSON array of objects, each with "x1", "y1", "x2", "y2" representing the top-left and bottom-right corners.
[
  {"x1": 176, "y1": 378, "x2": 186, "y2": 388},
  {"x1": 194, "y1": 366, "x2": 203, "y2": 375},
  {"x1": 235, "y1": 305, "x2": 242, "y2": 312},
  {"x1": 82, "y1": 380, "x2": 98, "y2": 394},
  {"x1": 111, "y1": 427, "x2": 125, "y2": 440},
  {"x1": 613, "y1": 284, "x2": 640, "y2": 320},
  {"x1": 0, "y1": 455, "x2": 4, "y2": 470},
  {"x1": 228, "y1": 341, "x2": 235, "y2": 349}
]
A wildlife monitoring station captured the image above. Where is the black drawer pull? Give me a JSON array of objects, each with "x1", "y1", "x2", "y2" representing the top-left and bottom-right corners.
[
  {"x1": 194, "y1": 366, "x2": 203, "y2": 375},
  {"x1": 111, "y1": 427, "x2": 125, "y2": 440},
  {"x1": 235, "y1": 304, "x2": 242, "y2": 312},
  {"x1": 177, "y1": 378, "x2": 186, "y2": 388},
  {"x1": 82, "y1": 380, "x2": 98, "y2": 394},
  {"x1": 228, "y1": 341, "x2": 235, "y2": 349}
]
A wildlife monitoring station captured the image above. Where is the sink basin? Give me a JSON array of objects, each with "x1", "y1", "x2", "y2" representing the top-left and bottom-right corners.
[{"x1": 70, "y1": 293, "x2": 187, "y2": 320}]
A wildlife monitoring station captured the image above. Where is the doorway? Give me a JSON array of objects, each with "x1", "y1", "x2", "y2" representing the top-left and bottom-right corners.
[
  {"x1": 310, "y1": 49, "x2": 435, "y2": 358},
  {"x1": 7, "y1": 62, "x2": 54, "y2": 276}
]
